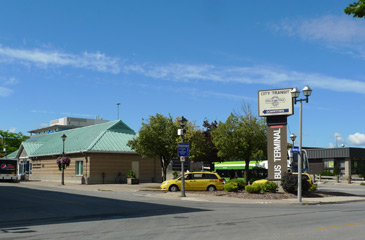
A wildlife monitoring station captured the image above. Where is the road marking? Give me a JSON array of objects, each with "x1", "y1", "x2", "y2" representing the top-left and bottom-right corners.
[
  {"x1": 0, "y1": 189, "x2": 85, "y2": 205},
  {"x1": 313, "y1": 222, "x2": 365, "y2": 230}
]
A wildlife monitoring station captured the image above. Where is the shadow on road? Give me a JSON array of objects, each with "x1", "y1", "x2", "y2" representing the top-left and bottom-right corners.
[
  {"x1": 0, "y1": 185, "x2": 208, "y2": 229},
  {"x1": 304, "y1": 191, "x2": 365, "y2": 198}
]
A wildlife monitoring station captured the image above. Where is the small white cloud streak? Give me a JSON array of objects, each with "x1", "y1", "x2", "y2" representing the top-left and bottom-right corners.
[
  {"x1": 272, "y1": 15, "x2": 365, "y2": 59},
  {"x1": 143, "y1": 63, "x2": 365, "y2": 94},
  {"x1": 31, "y1": 109, "x2": 94, "y2": 118},
  {"x1": 0, "y1": 86, "x2": 13, "y2": 97},
  {"x1": 8, "y1": 127, "x2": 16, "y2": 133},
  {"x1": 348, "y1": 133, "x2": 365, "y2": 146},
  {"x1": 278, "y1": 15, "x2": 365, "y2": 43},
  {"x1": 0, "y1": 45, "x2": 121, "y2": 74},
  {"x1": 3, "y1": 77, "x2": 18, "y2": 85}
]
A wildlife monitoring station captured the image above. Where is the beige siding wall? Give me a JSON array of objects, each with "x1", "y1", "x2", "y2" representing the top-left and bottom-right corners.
[
  {"x1": 29, "y1": 152, "x2": 162, "y2": 184},
  {"x1": 30, "y1": 154, "x2": 87, "y2": 183},
  {"x1": 88, "y1": 153, "x2": 161, "y2": 184}
]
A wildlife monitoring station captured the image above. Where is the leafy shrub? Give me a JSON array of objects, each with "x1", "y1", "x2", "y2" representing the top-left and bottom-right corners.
[
  {"x1": 281, "y1": 173, "x2": 310, "y2": 194},
  {"x1": 227, "y1": 179, "x2": 246, "y2": 190},
  {"x1": 333, "y1": 166, "x2": 339, "y2": 176},
  {"x1": 262, "y1": 181, "x2": 278, "y2": 193},
  {"x1": 128, "y1": 170, "x2": 136, "y2": 178},
  {"x1": 308, "y1": 184, "x2": 317, "y2": 192},
  {"x1": 245, "y1": 184, "x2": 261, "y2": 193},
  {"x1": 224, "y1": 182, "x2": 239, "y2": 192},
  {"x1": 251, "y1": 181, "x2": 278, "y2": 193},
  {"x1": 360, "y1": 183, "x2": 365, "y2": 186},
  {"x1": 320, "y1": 171, "x2": 335, "y2": 176}
]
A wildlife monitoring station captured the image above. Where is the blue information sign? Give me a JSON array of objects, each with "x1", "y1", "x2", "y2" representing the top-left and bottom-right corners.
[
  {"x1": 291, "y1": 148, "x2": 299, "y2": 153},
  {"x1": 178, "y1": 143, "x2": 190, "y2": 157}
]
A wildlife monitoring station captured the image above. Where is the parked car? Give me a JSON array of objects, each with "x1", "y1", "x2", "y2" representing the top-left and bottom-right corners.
[
  {"x1": 160, "y1": 172, "x2": 224, "y2": 192},
  {"x1": 252, "y1": 173, "x2": 314, "y2": 185}
]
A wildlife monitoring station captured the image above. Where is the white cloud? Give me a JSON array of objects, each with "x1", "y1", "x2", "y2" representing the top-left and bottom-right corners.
[
  {"x1": 8, "y1": 128, "x2": 16, "y2": 133},
  {"x1": 272, "y1": 15, "x2": 365, "y2": 59},
  {"x1": 2, "y1": 45, "x2": 365, "y2": 95},
  {"x1": 331, "y1": 132, "x2": 345, "y2": 147},
  {"x1": 0, "y1": 86, "x2": 13, "y2": 97},
  {"x1": 328, "y1": 142, "x2": 335, "y2": 148},
  {"x1": 0, "y1": 45, "x2": 121, "y2": 74},
  {"x1": 5, "y1": 77, "x2": 18, "y2": 85},
  {"x1": 348, "y1": 133, "x2": 365, "y2": 146},
  {"x1": 31, "y1": 110, "x2": 94, "y2": 118},
  {"x1": 293, "y1": 15, "x2": 365, "y2": 43},
  {"x1": 142, "y1": 64, "x2": 365, "y2": 94}
]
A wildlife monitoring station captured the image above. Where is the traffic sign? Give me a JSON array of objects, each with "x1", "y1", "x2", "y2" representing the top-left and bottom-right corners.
[
  {"x1": 180, "y1": 156, "x2": 185, "y2": 162},
  {"x1": 178, "y1": 143, "x2": 190, "y2": 157},
  {"x1": 291, "y1": 148, "x2": 300, "y2": 153}
]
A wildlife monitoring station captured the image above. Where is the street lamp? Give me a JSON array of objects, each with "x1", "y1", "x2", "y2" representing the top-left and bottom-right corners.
[
  {"x1": 178, "y1": 116, "x2": 188, "y2": 197},
  {"x1": 116, "y1": 102, "x2": 121, "y2": 120},
  {"x1": 289, "y1": 133, "x2": 296, "y2": 172},
  {"x1": 290, "y1": 133, "x2": 296, "y2": 148},
  {"x1": 291, "y1": 85, "x2": 312, "y2": 203},
  {"x1": 4, "y1": 142, "x2": 8, "y2": 159},
  {"x1": 61, "y1": 134, "x2": 67, "y2": 185}
]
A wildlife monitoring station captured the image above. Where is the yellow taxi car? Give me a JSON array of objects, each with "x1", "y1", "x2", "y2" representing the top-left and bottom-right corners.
[
  {"x1": 252, "y1": 173, "x2": 314, "y2": 185},
  {"x1": 161, "y1": 172, "x2": 224, "y2": 192}
]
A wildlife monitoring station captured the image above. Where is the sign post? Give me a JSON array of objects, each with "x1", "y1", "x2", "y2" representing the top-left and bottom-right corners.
[
  {"x1": 258, "y1": 88, "x2": 294, "y2": 188},
  {"x1": 178, "y1": 142, "x2": 189, "y2": 197}
]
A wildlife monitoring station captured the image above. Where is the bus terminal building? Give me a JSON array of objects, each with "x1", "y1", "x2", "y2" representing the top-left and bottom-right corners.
[{"x1": 307, "y1": 147, "x2": 365, "y2": 178}]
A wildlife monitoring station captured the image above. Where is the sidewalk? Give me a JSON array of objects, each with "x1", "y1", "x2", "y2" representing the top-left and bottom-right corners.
[{"x1": 16, "y1": 180, "x2": 365, "y2": 205}]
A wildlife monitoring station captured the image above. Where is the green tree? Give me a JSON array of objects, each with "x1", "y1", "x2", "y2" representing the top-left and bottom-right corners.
[
  {"x1": 212, "y1": 106, "x2": 266, "y2": 183},
  {"x1": 345, "y1": 0, "x2": 365, "y2": 18},
  {"x1": 184, "y1": 120, "x2": 221, "y2": 166},
  {"x1": 127, "y1": 114, "x2": 178, "y2": 181},
  {"x1": 0, "y1": 130, "x2": 29, "y2": 158}
]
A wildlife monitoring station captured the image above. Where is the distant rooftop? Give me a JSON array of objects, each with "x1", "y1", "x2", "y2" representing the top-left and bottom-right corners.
[{"x1": 28, "y1": 117, "x2": 109, "y2": 137}]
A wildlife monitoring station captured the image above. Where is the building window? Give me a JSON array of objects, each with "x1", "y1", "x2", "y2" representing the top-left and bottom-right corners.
[{"x1": 76, "y1": 161, "x2": 83, "y2": 176}]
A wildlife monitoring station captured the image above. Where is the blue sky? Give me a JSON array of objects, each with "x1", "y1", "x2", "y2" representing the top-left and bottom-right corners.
[{"x1": 1, "y1": 0, "x2": 365, "y2": 148}]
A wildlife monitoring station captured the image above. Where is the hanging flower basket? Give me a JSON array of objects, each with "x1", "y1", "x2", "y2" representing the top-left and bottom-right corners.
[{"x1": 56, "y1": 157, "x2": 71, "y2": 171}]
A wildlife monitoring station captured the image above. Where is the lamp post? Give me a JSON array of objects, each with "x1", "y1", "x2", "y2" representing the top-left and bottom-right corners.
[
  {"x1": 178, "y1": 116, "x2": 188, "y2": 197},
  {"x1": 61, "y1": 134, "x2": 67, "y2": 185},
  {"x1": 289, "y1": 133, "x2": 296, "y2": 172},
  {"x1": 4, "y1": 142, "x2": 8, "y2": 159},
  {"x1": 291, "y1": 85, "x2": 312, "y2": 203},
  {"x1": 116, "y1": 102, "x2": 121, "y2": 120},
  {"x1": 290, "y1": 133, "x2": 296, "y2": 148}
]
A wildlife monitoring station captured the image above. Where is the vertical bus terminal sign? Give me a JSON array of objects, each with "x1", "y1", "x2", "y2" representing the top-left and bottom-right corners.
[{"x1": 258, "y1": 88, "x2": 293, "y2": 181}]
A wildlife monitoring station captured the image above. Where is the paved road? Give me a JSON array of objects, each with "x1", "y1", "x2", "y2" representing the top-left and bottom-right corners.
[{"x1": 1, "y1": 182, "x2": 365, "y2": 240}]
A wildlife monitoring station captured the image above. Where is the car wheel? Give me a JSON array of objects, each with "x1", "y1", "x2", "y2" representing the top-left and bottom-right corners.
[
  {"x1": 169, "y1": 185, "x2": 179, "y2": 192},
  {"x1": 207, "y1": 185, "x2": 216, "y2": 191}
]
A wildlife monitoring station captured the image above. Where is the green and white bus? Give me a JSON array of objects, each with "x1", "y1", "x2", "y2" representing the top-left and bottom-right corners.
[{"x1": 213, "y1": 160, "x2": 268, "y2": 184}]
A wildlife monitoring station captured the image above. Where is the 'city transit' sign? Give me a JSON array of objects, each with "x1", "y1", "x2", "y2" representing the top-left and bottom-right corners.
[{"x1": 258, "y1": 88, "x2": 293, "y2": 117}]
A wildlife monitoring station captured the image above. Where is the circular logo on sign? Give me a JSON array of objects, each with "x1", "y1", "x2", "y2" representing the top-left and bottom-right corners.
[{"x1": 1, "y1": 164, "x2": 7, "y2": 170}]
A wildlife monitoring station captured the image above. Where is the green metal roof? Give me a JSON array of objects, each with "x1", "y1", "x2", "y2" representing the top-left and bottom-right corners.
[
  {"x1": 6, "y1": 150, "x2": 19, "y2": 159},
  {"x1": 22, "y1": 120, "x2": 137, "y2": 157}
]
